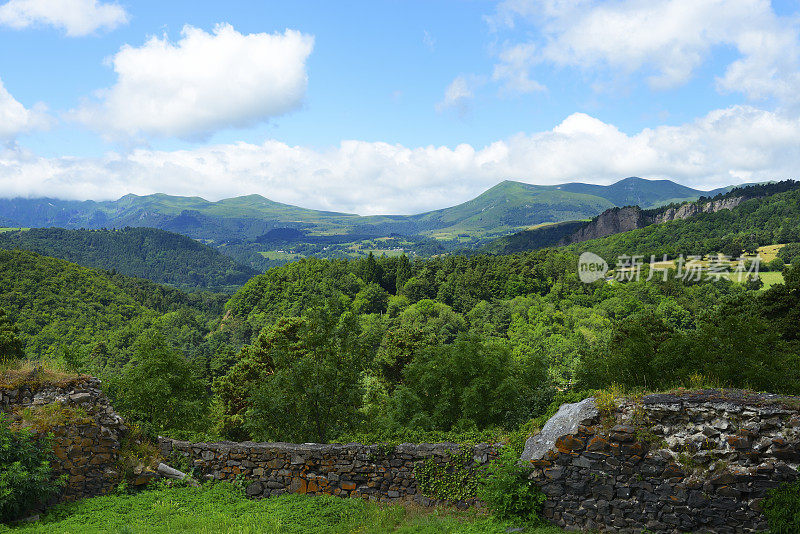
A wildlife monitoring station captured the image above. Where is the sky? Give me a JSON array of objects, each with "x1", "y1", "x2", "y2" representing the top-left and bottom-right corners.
[{"x1": 2, "y1": 0, "x2": 800, "y2": 214}]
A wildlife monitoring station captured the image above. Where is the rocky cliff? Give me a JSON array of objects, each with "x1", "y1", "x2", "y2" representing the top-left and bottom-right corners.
[{"x1": 560, "y1": 196, "x2": 744, "y2": 245}]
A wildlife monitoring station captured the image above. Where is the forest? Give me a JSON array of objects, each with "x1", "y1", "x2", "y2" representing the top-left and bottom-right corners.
[
  {"x1": 1, "y1": 242, "x2": 797, "y2": 445},
  {"x1": 0, "y1": 227, "x2": 257, "y2": 292}
]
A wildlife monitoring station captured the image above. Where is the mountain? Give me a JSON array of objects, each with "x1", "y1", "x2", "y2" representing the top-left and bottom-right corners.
[
  {"x1": 0, "y1": 227, "x2": 259, "y2": 292},
  {"x1": 555, "y1": 177, "x2": 707, "y2": 208},
  {"x1": 484, "y1": 180, "x2": 800, "y2": 255},
  {"x1": 0, "y1": 177, "x2": 730, "y2": 263},
  {"x1": 486, "y1": 181, "x2": 800, "y2": 258}
]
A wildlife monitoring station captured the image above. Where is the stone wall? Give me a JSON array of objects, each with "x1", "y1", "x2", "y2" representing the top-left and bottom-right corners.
[
  {"x1": 159, "y1": 438, "x2": 497, "y2": 506},
  {"x1": 522, "y1": 390, "x2": 800, "y2": 533},
  {"x1": 0, "y1": 376, "x2": 126, "y2": 500}
]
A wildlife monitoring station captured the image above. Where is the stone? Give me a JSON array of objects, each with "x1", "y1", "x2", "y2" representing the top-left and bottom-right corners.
[
  {"x1": 521, "y1": 398, "x2": 598, "y2": 462},
  {"x1": 246, "y1": 482, "x2": 263, "y2": 496}
]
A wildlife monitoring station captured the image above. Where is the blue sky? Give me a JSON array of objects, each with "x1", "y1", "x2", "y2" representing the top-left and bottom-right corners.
[{"x1": 1, "y1": 0, "x2": 800, "y2": 214}]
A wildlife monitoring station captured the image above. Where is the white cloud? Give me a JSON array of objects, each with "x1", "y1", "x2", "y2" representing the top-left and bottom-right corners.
[
  {"x1": 0, "y1": 0, "x2": 128, "y2": 36},
  {"x1": 436, "y1": 75, "x2": 479, "y2": 114},
  {"x1": 0, "y1": 77, "x2": 50, "y2": 141},
  {"x1": 73, "y1": 24, "x2": 314, "y2": 139},
  {"x1": 493, "y1": 43, "x2": 545, "y2": 94},
  {"x1": 491, "y1": 0, "x2": 800, "y2": 101},
  {"x1": 3, "y1": 105, "x2": 800, "y2": 214}
]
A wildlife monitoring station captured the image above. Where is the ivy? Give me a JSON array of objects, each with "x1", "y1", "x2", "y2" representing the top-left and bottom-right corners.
[{"x1": 414, "y1": 447, "x2": 479, "y2": 502}]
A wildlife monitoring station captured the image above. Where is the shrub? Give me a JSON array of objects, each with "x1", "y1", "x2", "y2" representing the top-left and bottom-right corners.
[
  {"x1": 762, "y1": 480, "x2": 800, "y2": 534},
  {"x1": 0, "y1": 415, "x2": 65, "y2": 522},
  {"x1": 478, "y1": 447, "x2": 546, "y2": 522}
]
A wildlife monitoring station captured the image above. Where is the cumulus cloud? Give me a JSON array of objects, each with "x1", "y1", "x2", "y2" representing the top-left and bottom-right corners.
[
  {"x1": 0, "y1": 77, "x2": 50, "y2": 141},
  {"x1": 73, "y1": 24, "x2": 314, "y2": 139},
  {"x1": 0, "y1": 0, "x2": 128, "y2": 36},
  {"x1": 2, "y1": 105, "x2": 800, "y2": 213},
  {"x1": 491, "y1": 0, "x2": 800, "y2": 101}
]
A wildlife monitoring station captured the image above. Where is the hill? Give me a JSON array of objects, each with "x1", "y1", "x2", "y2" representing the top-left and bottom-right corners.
[
  {"x1": 485, "y1": 181, "x2": 800, "y2": 255},
  {"x1": 0, "y1": 227, "x2": 258, "y2": 292},
  {"x1": 0, "y1": 177, "x2": 728, "y2": 264},
  {"x1": 0, "y1": 249, "x2": 226, "y2": 364},
  {"x1": 561, "y1": 187, "x2": 800, "y2": 262},
  {"x1": 555, "y1": 176, "x2": 707, "y2": 208}
]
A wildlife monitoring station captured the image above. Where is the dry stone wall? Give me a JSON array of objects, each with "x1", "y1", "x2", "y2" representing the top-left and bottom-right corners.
[
  {"x1": 159, "y1": 438, "x2": 497, "y2": 506},
  {"x1": 522, "y1": 390, "x2": 800, "y2": 533},
  {"x1": 0, "y1": 376, "x2": 126, "y2": 500}
]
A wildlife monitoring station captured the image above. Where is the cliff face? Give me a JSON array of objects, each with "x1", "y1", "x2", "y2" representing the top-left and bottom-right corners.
[
  {"x1": 561, "y1": 207, "x2": 645, "y2": 245},
  {"x1": 561, "y1": 196, "x2": 744, "y2": 245},
  {"x1": 652, "y1": 196, "x2": 744, "y2": 224}
]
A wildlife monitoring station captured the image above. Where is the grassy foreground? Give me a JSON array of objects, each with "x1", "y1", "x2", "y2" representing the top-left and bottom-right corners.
[{"x1": 1, "y1": 483, "x2": 563, "y2": 534}]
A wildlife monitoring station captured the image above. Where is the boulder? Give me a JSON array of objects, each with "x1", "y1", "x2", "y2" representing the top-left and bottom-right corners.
[{"x1": 521, "y1": 398, "x2": 598, "y2": 462}]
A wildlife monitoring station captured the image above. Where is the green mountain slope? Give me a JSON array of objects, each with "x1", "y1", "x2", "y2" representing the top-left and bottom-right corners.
[
  {"x1": 0, "y1": 227, "x2": 258, "y2": 292},
  {"x1": 556, "y1": 177, "x2": 705, "y2": 208},
  {"x1": 408, "y1": 181, "x2": 615, "y2": 237},
  {"x1": 0, "y1": 249, "x2": 226, "y2": 360},
  {"x1": 0, "y1": 177, "x2": 731, "y2": 264}
]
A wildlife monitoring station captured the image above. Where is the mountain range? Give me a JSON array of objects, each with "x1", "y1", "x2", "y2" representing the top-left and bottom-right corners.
[{"x1": 0, "y1": 177, "x2": 735, "y2": 265}]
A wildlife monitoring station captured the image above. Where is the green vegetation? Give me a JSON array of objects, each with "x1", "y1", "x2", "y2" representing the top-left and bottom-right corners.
[
  {"x1": 0, "y1": 227, "x2": 258, "y2": 292},
  {"x1": 0, "y1": 178, "x2": 719, "y2": 268},
  {"x1": 564, "y1": 188, "x2": 800, "y2": 264},
  {"x1": 479, "y1": 448, "x2": 547, "y2": 522},
  {"x1": 0, "y1": 484, "x2": 563, "y2": 533},
  {"x1": 0, "y1": 417, "x2": 64, "y2": 522},
  {"x1": 762, "y1": 480, "x2": 800, "y2": 534}
]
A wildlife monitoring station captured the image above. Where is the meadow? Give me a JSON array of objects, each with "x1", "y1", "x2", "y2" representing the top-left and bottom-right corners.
[{"x1": 1, "y1": 484, "x2": 563, "y2": 534}]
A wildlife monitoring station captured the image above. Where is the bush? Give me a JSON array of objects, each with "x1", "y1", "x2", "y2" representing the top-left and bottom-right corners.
[
  {"x1": 762, "y1": 480, "x2": 800, "y2": 534},
  {"x1": 0, "y1": 415, "x2": 65, "y2": 522},
  {"x1": 479, "y1": 447, "x2": 546, "y2": 522}
]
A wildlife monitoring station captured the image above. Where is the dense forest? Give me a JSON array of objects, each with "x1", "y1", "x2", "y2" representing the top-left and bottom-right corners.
[
  {"x1": 0, "y1": 227, "x2": 258, "y2": 292},
  {"x1": 1, "y1": 242, "x2": 797, "y2": 445}
]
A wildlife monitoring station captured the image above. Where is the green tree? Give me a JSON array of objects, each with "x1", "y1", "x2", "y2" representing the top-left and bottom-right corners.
[
  {"x1": 107, "y1": 332, "x2": 206, "y2": 432},
  {"x1": 243, "y1": 310, "x2": 365, "y2": 443},
  {"x1": 213, "y1": 318, "x2": 302, "y2": 440},
  {"x1": 0, "y1": 417, "x2": 65, "y2": 521},
  {"x1": 390, "y1": 335, "x2": 549, "y2": 431},
  {"x1": 0, "y1": 309, "x2": 24, "y2": 363}
]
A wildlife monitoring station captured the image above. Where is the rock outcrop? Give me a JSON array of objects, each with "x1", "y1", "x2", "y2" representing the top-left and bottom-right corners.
[
  {"x1": 560, "y1": 196, "x2": 745, "y2": 245},
  {"x1": 652, "y1": 196, "x2": 744, "y2": 224}
]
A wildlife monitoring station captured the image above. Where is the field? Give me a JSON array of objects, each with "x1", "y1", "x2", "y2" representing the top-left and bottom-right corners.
[
  {"x1": 2, "y1": 484, "x2": 563, "y2": 534},
  {"x1": 258, "y1": 251, "x2": 305, "y2": 261}
]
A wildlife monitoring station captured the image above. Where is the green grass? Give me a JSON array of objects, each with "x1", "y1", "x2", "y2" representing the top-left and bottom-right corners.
[
  {"x1": 2, "y1": 484, "x2": 563, "y2": 534},
  {"x1": 258, "y1": 251, "x2": 305, "y2": 261}
]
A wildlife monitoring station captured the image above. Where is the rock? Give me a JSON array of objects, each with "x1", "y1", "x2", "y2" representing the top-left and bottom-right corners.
[
  {"x1": 245, "y1": 482, "x2": 263, "y2": 496},
  {"x1": 68, "y1": 392, "x2": 92, "y2": 404},
  {"x1": 133, "y1": 470, "x2": 157, "y2": 486},
  {"x1": 521, "y1": 398, "x2": 598, "y2": 462}
]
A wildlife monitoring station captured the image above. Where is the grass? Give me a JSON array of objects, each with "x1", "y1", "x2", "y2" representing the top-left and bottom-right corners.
[
  {"x1": 13, "y1": 404, "x2": 93, "y2": 433},
  {"x1": 1, "y1": 483, "x2": 564, "y2": 534},
  {"x1": 257, "y1": 251, "x2": 305, "y2": 261},
  {"x1": 757, "y1": 243, "x2": 786, "y2": 262},
  {"x1": 0, "y1": 359, "x2": 85, "y2": 391}
]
